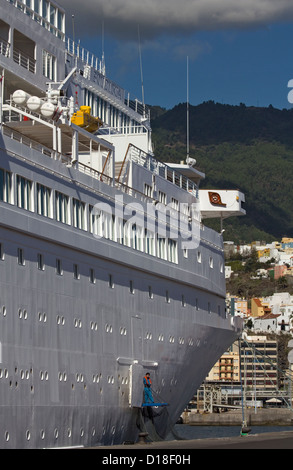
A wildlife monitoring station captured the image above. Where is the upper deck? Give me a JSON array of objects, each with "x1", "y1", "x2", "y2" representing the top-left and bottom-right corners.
[{"x1": 0, "y1": 0, "x2": 245, "y2": 225}]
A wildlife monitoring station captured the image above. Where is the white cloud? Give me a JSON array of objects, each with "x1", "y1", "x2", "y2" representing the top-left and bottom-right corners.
[{"x1": 59, "y1": 0, "x2": 293, "y2": 39}]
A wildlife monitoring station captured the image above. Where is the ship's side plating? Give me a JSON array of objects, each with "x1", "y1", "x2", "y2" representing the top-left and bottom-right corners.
[{"x1": 0, "y1": 0, "x2": 243, "y2": 448}]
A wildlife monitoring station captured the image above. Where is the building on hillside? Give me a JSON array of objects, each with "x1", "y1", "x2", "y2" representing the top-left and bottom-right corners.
[
  {"x1": 253, "y1": 312, "x2": 281, "y2": 333},
  {"x1": 281, "y1": 238, "x2": 293, "y2": 250},
  {"x1": 206, "y1": 349, "x2": 240, "y2": 383},
  {"x1": 238, "y1": 336, "x2": 278, "y2": 392},
  {"x1": 251, "y1": 298, "x2": 271, "y2": 318}
]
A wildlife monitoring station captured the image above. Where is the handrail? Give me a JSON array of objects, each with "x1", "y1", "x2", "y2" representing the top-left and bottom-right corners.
[{"x1": 13, "y1": 46, "x2": 36, "y2": 73}]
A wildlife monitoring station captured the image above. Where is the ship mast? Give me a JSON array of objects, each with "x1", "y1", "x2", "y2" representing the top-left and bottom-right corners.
[{"x1": 186, "y1": 56, "x2": 190, "y2": 163}]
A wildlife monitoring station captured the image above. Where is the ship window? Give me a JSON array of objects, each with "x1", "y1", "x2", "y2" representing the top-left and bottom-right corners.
[
  {"x1": 89, "y1": 268, "x2": 95, "y2": 284},
  {"x1": 17, "y1": 248, "x2": 25, "y2": 266},
  {"x1": 168, "y1": 239, "x2": 178, "y2": 264},
  {"x1": 42, "y1": 49, "x2": 56, "y2": 81},
  {"x1": 208, "y1": 302, "x2": 211, "y2": 314},
  {"x1": 166, "y1": 290, "x2": 170, "y2": 304},
  {"x1": 157, "y1": 235, "x2": 167, "y2": 260},
  {"x1": 181, "y1": 295, "x2": 186, "y2": 307},
  {"x1": 0, "y1": 169, "x2": 12, "y2": 204},
  {"x1": 129, "y1": 280, "x2": 134, "y2": 294},
  {"x1": 56, "y1": 258, "x2": 63, "y2": 276},
  {"x1": 37, "y1": 253, "x2": 44, "y2": 271},
  {"x1": 108, "y1": 274, "x2": 114, "y2": 288},
  {"x1": 16, "y1": 175, "x2": 33, "y2": 211},
  {"x1": 148, "y1": 286, "x2": 153, "y2": 299},
  {"x1": 195, "y1": 298, "x2": 199, "y2": 311},
  {"x1": 145, "y1": 229, "x2": 155, "y2": 256},
  {"x1": 144, "y1": 184, "x2": 153, "y2": 198},
  {"x1": 197, "y1": 251, "x2": 202, "y2": 263},
  {"x1": 0, "y1": 243, "x2": 3, "y2": 260},
  {"x1": 37, "y1": 183, "x2": 52, "y2": 218},
  {"x1": 73, "y1": 264, "x2": 79, "y2": 280},
  {"x1": 158, "y1": 191, "x2": 167, "y2": 205},
  {"x1": 73, "y1": 198, "x2": 86, "y2": 230},
  {"x1": 55, "y1": 191, "x2": 70, "y2": 225},
  {"x1": 209, "y1": 257, "x2": 214, "y2": 268}
]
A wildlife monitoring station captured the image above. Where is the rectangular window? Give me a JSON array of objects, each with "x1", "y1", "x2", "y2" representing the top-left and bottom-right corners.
[
  {"x1": 89, "y1": 268, "x2": 95, "y2": 284},
  {"x1": 148, "y1": 286, "x2": 153, "y2": 300},
  {"x1": 18, "y1": 248, "x2": 24, "y2": 266},
  {"x1": 171, "y1": 197, "x2": 179, "y2": 211},
  {"x1": 0, "y1": 169, "x2": 12, "y2": 204},
  {"x1": 181, "y1": 295, "x2": 186, "y2": 307},
  {"x1": 158, "y1": 191, "x2": 167, "y2": 205},
  {"x1": 167, "y1": 239, "x2": 178, "y2": 264},
  {"x1": 0, "y1": 243, "x2": 3, "y2": 261},
  {"x1": 17, "y1": 175, "x2": 33, "y2": 211},
  {"x1": 56, "y1": 258, "x2": 63, "y2": 275},
  {"x1": 73, "y1": 198, "x2": 86, "y2": 230},
  {"x1": 144, "y1": 183, "x2": 153, "y2": 198},
  {"x1": 73, "y1": 263, "x2": 79, "y2": 280},
  {"x1": 55, "y1": 191, "x2": 70, "y2": 224},
  {"x1": 42, "y1": 50, "x2": 56, "y2": 80},
  {"x1": 129, "y1": 280, "x2": 134, "y2": 294},
  {"x1": 145, "y1": 229, "x2": 155, "y2": 256},
  {"x1": 166, "y1": 290, "x2": 170, "y2": 304},
  {"x1": 37, "y1": 183, "x2": 52, "y2": 218},
  {"x1": 109, "y1": 274, "x2": 114, "y2": 288},
  {"x1": 37, "y1": 253, "x2": 44, "y2": 271}
]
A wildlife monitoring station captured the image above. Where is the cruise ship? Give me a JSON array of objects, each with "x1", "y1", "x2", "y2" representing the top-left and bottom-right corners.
[{"x1": 0, "y1": 0, "x2": 245, "y2": 448}]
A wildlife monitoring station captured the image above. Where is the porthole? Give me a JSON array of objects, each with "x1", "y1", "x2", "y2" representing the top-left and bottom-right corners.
[
  {"x1": 5, "y1": 431, "x2": 9, "y2": 442},
  {"x1": 40, "y1": 430, "x2": 45, "y2": 440},
  {"x1": 26, "y1": 430, "x2": 31, "y2": 441}
]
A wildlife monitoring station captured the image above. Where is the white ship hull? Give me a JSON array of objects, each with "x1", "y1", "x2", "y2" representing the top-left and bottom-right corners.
[{"x1": 0, "y1": 0, "x2": 243, "y2": 448}]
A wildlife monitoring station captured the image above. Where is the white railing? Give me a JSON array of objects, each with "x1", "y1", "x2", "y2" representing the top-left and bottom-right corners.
[
  {"x1": 0, "y1": 38, "x2": 10, "y2": 58},
  {"x1": 2, "y1": 124, "x2": 70, "y2": 164},
  {"x1": 13, "y1": 46, "x2": 36, "y2": 73},
  {"x1": 6, "y1": 0, "x2": 65, "y2": 40},
  {"x1": 126, "y1": 144, "x2": 198, "y2": 197}
]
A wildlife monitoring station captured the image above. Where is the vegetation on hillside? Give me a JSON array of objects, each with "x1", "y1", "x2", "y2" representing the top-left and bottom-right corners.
[
  {"x1": 150, "y1": 101, "x2": 293, "y2": 243},
  {"x1": 225, "y1": 249, "x2": 293, "y2": 298}
]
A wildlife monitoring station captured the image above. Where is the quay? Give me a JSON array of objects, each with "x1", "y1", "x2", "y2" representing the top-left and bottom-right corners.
[
  {"x1": 182, "y1": 408, "x2": 293, "y2": 426},
  {"x1": 95, "y1": 430, "x2": 293, "y2": 449}
]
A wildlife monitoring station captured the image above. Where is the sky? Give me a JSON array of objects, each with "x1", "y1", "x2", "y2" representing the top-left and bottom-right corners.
[{"x1": 58, "y1": 0, "x2": 293, "y2": 110}]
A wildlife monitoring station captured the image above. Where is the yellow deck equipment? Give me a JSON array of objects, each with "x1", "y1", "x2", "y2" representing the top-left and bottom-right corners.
[{"x1": 71, "y1": 106, "x2": 103, "y2": 133}]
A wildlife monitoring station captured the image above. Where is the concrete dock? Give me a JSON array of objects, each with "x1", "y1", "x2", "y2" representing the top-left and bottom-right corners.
[
  {"x1": 182, "y1": 408, "x2": 293, "y2": 426},
  {"x1": 95, "y1": 430, "x2": 293, "y2": 449}
]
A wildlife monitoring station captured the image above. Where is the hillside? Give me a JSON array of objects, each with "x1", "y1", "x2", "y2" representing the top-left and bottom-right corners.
[{"x1": 150, "y1": 101, "x2": 293, "y2": 243}]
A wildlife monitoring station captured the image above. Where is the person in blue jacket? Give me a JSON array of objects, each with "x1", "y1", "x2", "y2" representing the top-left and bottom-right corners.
[{"x1": 143, "y1": 372, "x2": 154, "y2": 404}]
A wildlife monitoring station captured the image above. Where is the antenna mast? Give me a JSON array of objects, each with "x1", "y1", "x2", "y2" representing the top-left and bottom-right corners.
[
  {"x1": 186, "y1": 56, "x2": 190, "y2": 163},
  {"x1": 101, "y1": 21, "x2": 106, "y2": 76},
  {"x1": 138, "y1": 25, "x2": 145, "y2": 114}
]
